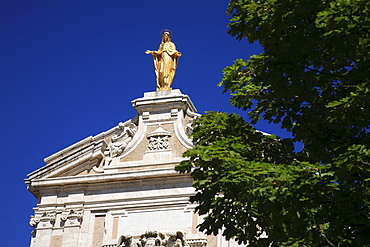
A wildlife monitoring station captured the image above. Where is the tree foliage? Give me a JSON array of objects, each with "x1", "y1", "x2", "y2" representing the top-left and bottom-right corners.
[{"x1": 176, "y1": 0, "x2": 370, "y2": 246}]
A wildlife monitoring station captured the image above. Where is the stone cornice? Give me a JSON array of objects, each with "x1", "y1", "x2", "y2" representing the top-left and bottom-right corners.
[
  {"x1": 27, "y1": 166, "x2": 188, "y2": 188},
  {"x1": 27, "y1": 139, "x2": 107, "y2": 181},
  {"x1": 132, "y1": 89, "x2": 197, "y2": 115}
]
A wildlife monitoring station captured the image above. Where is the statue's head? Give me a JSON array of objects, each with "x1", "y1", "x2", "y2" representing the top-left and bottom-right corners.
[
  {"x1": 163, "y1": 32, "x2": 170, "y2": 42},
  {"x1": 160, "y1": 30, "x2": 172, "y2": 43}
]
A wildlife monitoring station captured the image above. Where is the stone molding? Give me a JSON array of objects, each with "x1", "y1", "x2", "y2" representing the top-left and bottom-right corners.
[
  {"x1": 131, "y1": 90, "x2": 196, "y2": 115},
  {"x1": 26, "y1": 139, "x2": 107, "y2": 181},
  {"x1": 173, "y1": 114, "x2": 198, "y2": 149},
  {"x1": 186, "y1": 238, "x2": 207, "y2": 247}
]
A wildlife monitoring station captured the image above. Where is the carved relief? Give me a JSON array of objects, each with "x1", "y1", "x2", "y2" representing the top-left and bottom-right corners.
[
  {"x1": 138, "y1": 231, "x2": 165, "y2": 247},
  {"x1": 185, "y1": 119, "x2": 194, "y2": 136},
  {"x1": 117, "y1": 235, "x2": 135, "y2": 247},
  {"x1": 186, "y1": 239, "x2": 207, "y2": 247},
  {"x1": 61, "y1": 209, "x2": 84, "y2": 226},
  {"x1": 147, "y1": 126, "x2": 172, "y2": 151},
  {"x1": 106, "y1": 123, "x2": 137, "y2": 162},
  {"x1": 29, "y1": 211, "x2": 56, "y2": 229},
  {"x1": 116, "y1": 231, "x2": 190, "y2": 247},
  {"x1": 165, "y1": 232, "x2": 189, "y2": 247}
]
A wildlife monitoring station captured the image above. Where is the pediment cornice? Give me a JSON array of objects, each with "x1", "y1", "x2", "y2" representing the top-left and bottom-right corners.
[
  {"x1": 27, "y1": 165, "x2": 187, "y2": 188},
  {"x1": 27, "y1": 139, "x2": 107, "y2": 181},
  {"x1": 26, "y1": 90, "x2": 199, "y2": 194}
]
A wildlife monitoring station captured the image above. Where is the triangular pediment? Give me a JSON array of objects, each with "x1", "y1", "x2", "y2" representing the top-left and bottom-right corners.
[
  {"x1": 27, "y1": 135, "x2": 109, "y2": 181},
  {"x1": 26, "y1": 90, "x2": 199, "y2": 187}
]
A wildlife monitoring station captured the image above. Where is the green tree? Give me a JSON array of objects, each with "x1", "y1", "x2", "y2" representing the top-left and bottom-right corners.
[{"x1": 176, "y1": 0, "x2": 370, "y2": 246}]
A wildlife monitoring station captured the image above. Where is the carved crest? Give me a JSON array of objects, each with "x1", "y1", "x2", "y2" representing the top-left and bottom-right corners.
[{"x1": 147, "y1": 126, "x2": 172, "y2": 151}]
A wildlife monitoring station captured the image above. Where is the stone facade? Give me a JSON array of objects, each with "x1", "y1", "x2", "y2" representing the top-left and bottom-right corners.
[{"x1": 26, "y1": 90, "x2": 239, "y2": 247}]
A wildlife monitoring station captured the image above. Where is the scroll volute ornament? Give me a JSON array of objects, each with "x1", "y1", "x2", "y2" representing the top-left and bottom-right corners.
[
  {"x1": 145, "y1": 30, "x2": 182, "y2": 91},
  {"x1": 61, "y1": 209, "x2": 84, "y2": 226},
  {"x1": 29, "y1": 211, "x2": 56, "y2": 228}
]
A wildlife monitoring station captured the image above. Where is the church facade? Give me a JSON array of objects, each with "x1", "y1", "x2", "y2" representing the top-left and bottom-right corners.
[
  {"x1": 26, "y1": 31, "x2": 241, "y2": 247},
  {"x1": 26, "y1": 89, "x2": 241, "y2": 247}
]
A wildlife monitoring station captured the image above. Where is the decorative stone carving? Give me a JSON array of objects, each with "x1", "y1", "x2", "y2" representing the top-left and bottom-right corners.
[
  {"x1": 186, "y1": 238, "x2": 207, "y2": 247},
  {"x1": 165, "y1": 232, "x2": 189, "y2": 247},
  {"x1": 61, "y1": 209, "x2": 83, "y2": 226},
  {"x1": 138, "y1": 231, "x2": 165, "y2": 247},
  {"x1": 185, "y1": 119, "x2": 194, "y2": 136},
  {"x1": 147, "y1": 126, "x2": 172, "y2": 151},
  {"x1": 106, "y1": 122, "x2": 137, "y2": 162},
  {"x1": 117, "y1": 235, "x2": 135, "y2": 247},
  {"x1": 29, "y1": 211, "x2": 56, "y2": 229},
  {"x1": 116, "y1": 231, "x2": 190, "y2": 247}
]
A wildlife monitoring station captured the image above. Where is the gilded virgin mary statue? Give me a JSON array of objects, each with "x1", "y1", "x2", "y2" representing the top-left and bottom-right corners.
[{"x1": 145, "y1": 30, "x2": 182, "y2": 91}]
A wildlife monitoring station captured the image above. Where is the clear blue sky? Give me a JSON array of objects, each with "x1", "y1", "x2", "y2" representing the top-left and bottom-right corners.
[{"x1": 0, "y1": 1, "x2": 286, "y2": 245}]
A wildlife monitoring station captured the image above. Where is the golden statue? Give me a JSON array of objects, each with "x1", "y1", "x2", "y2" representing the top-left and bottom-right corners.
[{"x1": 145, "y1": 30, "x2": 182, "y2": 91}]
